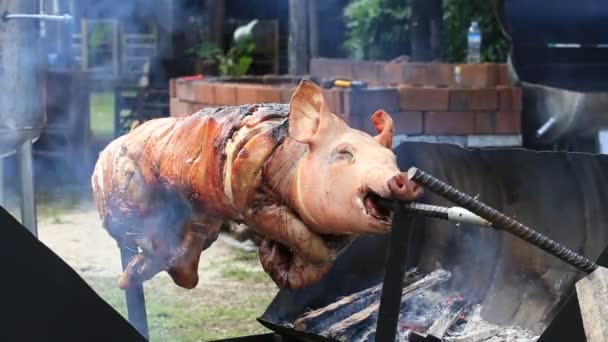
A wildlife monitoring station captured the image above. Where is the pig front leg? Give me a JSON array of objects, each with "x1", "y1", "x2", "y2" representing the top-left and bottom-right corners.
[
  {"x1": 259, "y1": 239, "x2": 333, "y2": 288},
  {"x1": 246, "y1": 203, "x2": 333, "y2": 265},
  {"x1": 167, "y1": 218, "x2": 221, "y2": 289}
]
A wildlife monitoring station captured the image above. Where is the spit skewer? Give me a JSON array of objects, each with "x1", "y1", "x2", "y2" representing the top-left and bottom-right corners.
[{"x1": 405, "y1": 167, "x2": 598, "y2": 274}]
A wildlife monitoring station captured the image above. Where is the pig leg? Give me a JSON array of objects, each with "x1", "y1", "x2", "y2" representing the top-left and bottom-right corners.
[
  {"x1": 118, "y1": 250, "x2": 168, "y2": 289},
  {"x1": 247, "y1": 204, "x2": 333, "y2": 265},
  {"x1": 259, "y1": 239, "x2": 333, "y2": 289},
  {"x1": 166, "y1": 220, "x2": 221, "y2": 289}
]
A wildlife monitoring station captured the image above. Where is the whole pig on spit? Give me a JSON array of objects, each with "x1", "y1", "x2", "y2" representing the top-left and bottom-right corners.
[{"x1": 91, "y1": 80, "x2": 423, "y2": 290}]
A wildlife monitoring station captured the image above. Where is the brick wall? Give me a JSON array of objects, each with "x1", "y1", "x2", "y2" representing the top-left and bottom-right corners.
[{"x1": 170, "y1": 60, "x2": 522, "y2": 147}]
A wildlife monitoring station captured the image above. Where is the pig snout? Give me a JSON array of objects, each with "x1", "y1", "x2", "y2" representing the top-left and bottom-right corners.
[{"x1": 388, "y1": 172, "x2": 423, "y2": 201}]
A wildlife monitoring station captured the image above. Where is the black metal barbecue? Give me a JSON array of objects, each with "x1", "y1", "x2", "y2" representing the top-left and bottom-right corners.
[{"x1": 203, "y1": 142, "x2": 608, "y2": 342}]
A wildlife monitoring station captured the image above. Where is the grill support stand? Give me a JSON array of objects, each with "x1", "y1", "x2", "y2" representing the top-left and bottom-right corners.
[
  {"x1": 376, "y1": 205, "x2": 414, "y2": 342},
  {"x1": 19, "y1": 139, "x2": 37, "y2": 236},
  {"x1": 119, "y1": 246, "x2": 150, "y2": 340}
]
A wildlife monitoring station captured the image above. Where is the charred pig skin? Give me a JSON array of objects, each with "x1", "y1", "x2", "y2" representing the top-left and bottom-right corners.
[{"x1": 91, "y1": 80, "x2": 422, "y2": 290}]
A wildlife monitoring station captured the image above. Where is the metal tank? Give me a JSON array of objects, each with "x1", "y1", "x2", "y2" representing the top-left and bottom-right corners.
[
  {"x1": 0, "y1": 0, "x2": 47, "y2": 157},
  {"x1": 0, "y1": 0, "x2": 61, "y2": 235}
]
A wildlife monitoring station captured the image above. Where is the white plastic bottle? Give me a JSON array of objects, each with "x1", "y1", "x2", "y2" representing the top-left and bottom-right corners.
[{"x1": 467, "y1": 21, "x2": 481, "y2": 63}]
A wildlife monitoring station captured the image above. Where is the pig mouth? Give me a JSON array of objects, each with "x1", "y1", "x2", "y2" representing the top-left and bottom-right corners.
[{"x1": 363, "y1": 192, "x2": 394, "y2": 224}]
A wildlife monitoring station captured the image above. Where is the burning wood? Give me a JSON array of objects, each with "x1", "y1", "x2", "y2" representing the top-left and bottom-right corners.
[
  {"x1": 443, "y1": 305, "x2": 539, "y2": 342},
  {"x1": 292, "y1": 268, "x2": 541, "y2": 342},
  {"x1": 294, "y1": 268, "x2": 453, "y2": 341}
]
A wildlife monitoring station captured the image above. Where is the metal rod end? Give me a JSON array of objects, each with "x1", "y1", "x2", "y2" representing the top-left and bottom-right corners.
[{"x1": 407, "y1": 167, "x2": 419, "y2": 180}]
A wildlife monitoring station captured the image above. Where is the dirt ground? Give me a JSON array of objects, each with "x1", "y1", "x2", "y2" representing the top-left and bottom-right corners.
[{"x1": 29, "y1": 200, "x2": 278, "y2": 341}]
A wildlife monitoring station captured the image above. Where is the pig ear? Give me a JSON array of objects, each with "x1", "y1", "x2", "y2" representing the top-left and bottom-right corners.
[
  {"x1": 371, "y1": 110, "x2": 395, "y2": 148},
  {"x1": 288, "y1": 80, "x2": 331, "y2": 144}
]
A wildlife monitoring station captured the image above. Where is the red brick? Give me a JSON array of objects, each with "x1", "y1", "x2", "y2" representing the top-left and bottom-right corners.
[
  {"x1": 497, "y1": 86, "x2": 523, "y2": 112},
  {"x1": 343, "y1": 87, "x2": 400, "y2": 119},
  {"x1": 382, "y1": 63, "x2": 405, "y2": 84},
  {"x1": 169, "y1": 79, "x2": 176, "y2": 98},
  {"x1": 191, "y1": 102, "x2": 207, "y2": 113},
  {"x1": 281, "y1": 86, "x2": 295, "y2": 104},
  {"x1": 214, "y1": 83, "x2": 236, "y2": 105},
  {"x1": 495, "y1": 111, "x2": 521, "y2": 134},
  {"x1": 176, "y1": 80, "x2": 196, "y2": 102},
  {"x1": 256, "y1": 86, "x2": 282, "y2": 103},
  {"x1": 170, "y1": 98, "x2": 193, "y2": 117},
  {"x1": 424, "y1": 112, "x2": 476, "y2": 135},
  {"x1": 170, "y1": 98, "x2": 180, "y2": 117},
  {"x1": 353, "y1": 61, "x2": 381, "y2": 84},
  {"x1": 235, "y1": 84, "x2": 260, "y2": 105},
  {"x1": 474, "y1": 112, "x2": 496, "y2": 134},
  {"x1": 512, "y1": 87, "x2": 523, "y2": 111},
  {"x1": 457, "y1": 63, "x2": 499, "y2": 87},
  {"x1": 194, "y1": 82, "x2": 215, "y2": 104},
  {"x1": 399, "y1": 86, "x2": 450, "y2": 111},
  {"x1": 497, "y1": 64, "x2": 511, "y2": 85},
  {"x1": 310, "y1": 58, "x2": 353, "y2": 80},
  {"x1": 430, "y1": 64, "x2": 456, "y2": 86},
  {"x1": 402, "y1": 63, "x2": 431, "y2": 86},
  {"x1": 449, "y1": 87, "x2": 498, "y2": 111},
  {"x1": 394, "y1": 111, "x2": 424, "y2": 134}
]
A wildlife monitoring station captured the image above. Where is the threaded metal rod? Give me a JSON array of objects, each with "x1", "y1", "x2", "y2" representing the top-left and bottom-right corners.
[
  {"x1": 407, "y1": 167, "x2": 598, "y2": 274},
  {"x1": 402, "y1": 202, "x2": 449, "y2": 220}
]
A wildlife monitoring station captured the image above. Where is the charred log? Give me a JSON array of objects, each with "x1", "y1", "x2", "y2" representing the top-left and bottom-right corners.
[
  {"x1": 294, "y1": 269, "x2": 452, "y2": 341},
  {"x1": 294, "y1": 268, "x2": 423, "y2": 333}
]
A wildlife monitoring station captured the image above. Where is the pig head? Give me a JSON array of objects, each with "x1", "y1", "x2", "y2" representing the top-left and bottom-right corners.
[{"x1": 256, "y1": 80, "x2": 422, "y2": 288}]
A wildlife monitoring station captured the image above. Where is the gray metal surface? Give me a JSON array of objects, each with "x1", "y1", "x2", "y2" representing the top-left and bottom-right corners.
[
  {"x1": 262, "y1": 142, "x2": 608, "y2": 336},
  {"x1": 0, "y1": 0, "x2": 46, "y2": 156},
  {"x1": 520, "y1": 81, "x2": 608, "y2": 144},
  {"x1": 18, "y1": 140, "x2": 36, "y2": 236}
]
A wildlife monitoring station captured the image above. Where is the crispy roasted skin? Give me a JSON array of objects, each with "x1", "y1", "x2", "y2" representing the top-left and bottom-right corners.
[{"x1": 92, "y1": 103, "x2": 335, "y2": 290}]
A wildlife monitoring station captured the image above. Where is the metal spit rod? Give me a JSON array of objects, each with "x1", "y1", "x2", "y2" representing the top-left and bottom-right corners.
[
  {"x1": 406, "y1": 167, "x2": 599, "y2": 274},
  {"x1": 401, "y1": 202, "x2": 492, "y2": 228}
]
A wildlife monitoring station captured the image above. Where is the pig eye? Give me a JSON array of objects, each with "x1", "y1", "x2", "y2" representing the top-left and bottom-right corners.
[{"x1": 331, "y1": 145, "x2": 354, "y2": 163}]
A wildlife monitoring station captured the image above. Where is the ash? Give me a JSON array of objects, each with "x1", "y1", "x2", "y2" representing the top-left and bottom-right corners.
[{"x1": 442, "y1": 305, "x2": 539, "y2": 342}]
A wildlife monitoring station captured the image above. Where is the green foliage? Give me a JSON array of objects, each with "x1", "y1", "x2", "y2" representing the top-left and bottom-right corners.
[
  {"x1": 187, "y1": 41, "x2": 222, "y2": 62},
  {"x1": 342, "y1": 0, "x2": 509, "y2": 63},
  {"x1": 343, "y1": 0, "x2": 411, "y2": 60},
  {"x1": 443, "y1": 0, "x2": 509, "y2": 63},
  {"x1": 187, "y1": 20, "x2": 258, "y2": 77},
  {"x1": 216, "y1": 40, "x2": 256, "y2": 77}
]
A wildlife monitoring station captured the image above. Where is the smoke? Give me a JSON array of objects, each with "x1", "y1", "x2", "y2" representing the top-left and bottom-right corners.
[{"x1": 0, "y1": 0, "x2": 210, "y2": 207}]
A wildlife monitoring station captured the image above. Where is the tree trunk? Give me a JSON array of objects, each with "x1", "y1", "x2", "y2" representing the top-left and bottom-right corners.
[
  {"x1": 288, "y1": 0, "x2": 309, "y2": 75},
  {"x1": 206, "y1": 0, "x2": 225, "y2": 51},
  {"x1": 411, "y1": 0, "x2": 443, "y2": 62}
]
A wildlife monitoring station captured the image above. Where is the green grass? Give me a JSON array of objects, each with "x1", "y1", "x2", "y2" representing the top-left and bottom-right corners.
[
  {"x1": 90, "y1": 92, "x2": 115, "y2": 138},
  {"x1": 86, "y1": 271, "x2": 276, "y2": 341},
  {"x1": 221, "y1": 266, "x2": 269, "y2": 283}
]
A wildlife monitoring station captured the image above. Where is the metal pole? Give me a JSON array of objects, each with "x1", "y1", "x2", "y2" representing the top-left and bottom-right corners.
[
  {"x1": 119, "y1": 245, "x2": 150, "y2": 340},
  {"x1": 407, "y1": 167, "x2": 599, "y2": 274},
  {"x1": 376, "y1": 205, "x2": 414, "y2": 342},
  {"x1": 19, "y1": 139, "x2": 37, "y2": 237},
  {"x1": 0, "y1": 157, "x2": 4, "y2": 207}
]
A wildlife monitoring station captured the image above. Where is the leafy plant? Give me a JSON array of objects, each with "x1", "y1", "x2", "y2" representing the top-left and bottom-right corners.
[
  {"x1": 443, "y1": 0, "x2": 509, "y2": 63},
  {"x1": 342, "y1": 0, "x2": 509, "y2": 63},
  {"x1": 188, "y1": 20, "x2": 258, "y2": 77},
  {"x1": 343, "y1": 0, "x2": 411, "y2": 60},
  {"x1": 187, "y1": 41, "x2": 222, "y2": 62}
]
